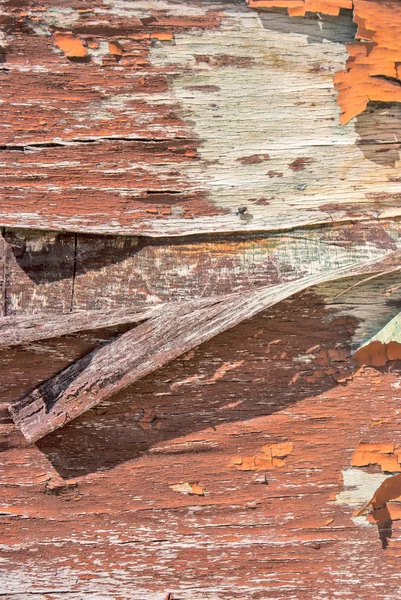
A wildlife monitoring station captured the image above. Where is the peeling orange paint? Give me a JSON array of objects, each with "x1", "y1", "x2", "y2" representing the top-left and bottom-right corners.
[
  {"x1": 150, "y1": 32, "x2": 174, "y2": 41},
  {"x1": 247, "y1": 0, "x2": 351, "y2": 16},
  {"x1": 233, "y1": 441, "x2": 294, "y2": 471},
  {"x1": 169, "y1": 481, "x2": 205, "y2": 495},
  {"x1": 108, "y1": 41, "x2": 123, "y2": 56},
  {"x1": 351, "y1": 442, "x2": 401, "y2": 473},
  {"x1": 354, "y1": 341, "x2": 401, "y2": 367},
  {"x1": 247, "y1": 0, "x2": 401, "y2": 123},
  {"x1": 334, "y1": 0, "x2": 401, "y2": 124},
  {"x1": 53, "y1": 32, "x2": 87, "y2": 59}
]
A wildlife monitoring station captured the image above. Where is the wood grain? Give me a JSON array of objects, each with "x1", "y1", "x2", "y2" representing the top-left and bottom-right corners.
[
  {"x1": 0, "y1": 305, "x2": 159, "y2": 348},
  {"x1": 2, "y1": 220, "x2": 401, "y2": 315},
  {"x1": 1, "y1": 2, "x2": 401, "y2": 235},
  {"x1": 2, "y1": 279, "x2": 401, "y2": 598},
  {"x1": 10, "y1": 249, "x2": 401, "y2": 442}
]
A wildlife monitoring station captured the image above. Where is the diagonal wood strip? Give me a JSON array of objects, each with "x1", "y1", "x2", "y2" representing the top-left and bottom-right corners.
[
  {"x1": 10, "y1": 251, "x2": 401, "y2": 443},
  {"x1": 0, "y1": 306, "x2": 161, "y2": 348}
]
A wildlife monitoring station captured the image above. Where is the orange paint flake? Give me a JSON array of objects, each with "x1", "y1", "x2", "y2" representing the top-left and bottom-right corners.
[
  {"x1": 233, "y1": 441, "x2": 294, "y2": 471},
  {"x1": 108, "y1": 41, "x2": 124, "y2": 56},
  {"x1": 351, "y1": 442, "x2": 401, "y2": 473},
  {"x1": 354, "y1": 341, "x2": 401, "y2": 368},
  {"x1": 169, "y1": 481, "x2": 205, "y2": 495},
  {"x1": 246, "y1": 0, "x2": 401, "y2": 123},
  {"x1": 53, "y1": 32, "x2": 87, "y2": 58},
  {"x1": 247, "y1": 0, "x2": 351, "y2": 18},
  {"x1": 150, "y1": 32, "x2": 174, "y2": 41}
]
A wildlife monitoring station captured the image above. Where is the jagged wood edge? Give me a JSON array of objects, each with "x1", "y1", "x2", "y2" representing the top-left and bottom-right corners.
[{"x1": 9, "y1": 249, "x2": 401, "y2": 443}]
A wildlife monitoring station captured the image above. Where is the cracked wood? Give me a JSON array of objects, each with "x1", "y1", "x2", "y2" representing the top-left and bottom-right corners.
[
  {"x1": 10, "y1": 249, "x2": 401, "y2": 442},
  {"x1": 0, "y1": 1, "x2": 401, "y2": 235}
]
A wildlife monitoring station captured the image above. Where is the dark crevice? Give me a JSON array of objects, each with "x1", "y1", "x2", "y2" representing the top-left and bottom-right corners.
[
  {"x1": 0, "y1": 136, "x2": 192, "y2": 152},
  {"x1": 145, "y1": 190, "x2": 182, "y2": 195},
  {"x1": 70, "y1": 233, "x2": 78, "y2": 313},
  {"x1": 1, "y1": 226, "x2": 6, "y2": 318},
  {"x1": 371, "y1": 75, "x2": 401, "y2": 88}
]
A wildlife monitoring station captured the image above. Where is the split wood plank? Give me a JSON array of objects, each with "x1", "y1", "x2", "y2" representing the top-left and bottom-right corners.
[
  {"x1": 3, "y1": 229, "x2": 76, "y2": 316},
  {"x1": 0, "y1": 306, "x2": 160, "y2": 348},
  {"x1": 10, "y1": 250, "x2": 401, "y2": 442},
  {"x1": 2, "y1": 220, "x2": 400, "y2": 315}
]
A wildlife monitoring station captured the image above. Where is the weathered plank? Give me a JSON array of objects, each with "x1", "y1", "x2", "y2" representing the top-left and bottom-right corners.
[
  {"x1": 2, "y1": 280, "x2": 401, "y2": 598},
  {"x1": 0, "y1": 305, "x2": 159, "y2": 348},
  {"x1": 1, "y1": 2, "x2": 401, "y2": 236},
  {"x1": 10, "y1": 250, "x2": 401, "y2": 442},
  {"x1": 1, "y1": 220, "x2": 400, "y2": 315},
  {"x1": 0, "y1": 229, "x2": 6, "y2": 318}
]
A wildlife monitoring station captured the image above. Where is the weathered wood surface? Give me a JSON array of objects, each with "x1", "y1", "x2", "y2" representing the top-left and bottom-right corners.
[
  {"x1": 249, "y1": 0, "x2": 401, "y2": 122},
  {"x1": 2, "y1": 220, "x2": 401, "y2": 317},
  {"x1": 2, "y1": 275, "x2": 401, "y2": 598},
  {"x1": 9, "y1": 248, "x2": 401, "y2": 442},
  {"x1": 1, "y1": 1, "x2": 401, "y2": 236},
  {"x1": 2, "y1": 0, "x2": 401, "y2": 597},
  {"x1": 0, "y1": 306, "x2": 159, "y2": 347}
]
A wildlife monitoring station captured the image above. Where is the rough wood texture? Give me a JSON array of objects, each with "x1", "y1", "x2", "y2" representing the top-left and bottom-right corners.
[
  {"x1": 10, "y1": 249, "x2": 401, "y2": 442},
  {"x1": 1, "y1": 1, "x2": 401, "y2": 235},
  {"x1": 1, "y1": 220, "x2": 401, "y2": 316},
  {"x1": 2, "y1": 1, "x2": 401, "y2": 597},
  {"x1": 2, "y1": 277, "x2": 401, "y2": 598},
  {"x1": 0, "y1": 305, "x2": 158, "y2": 347},
  {"x1": 248, "y1": 0, "x2": 401, "y2": 123}
]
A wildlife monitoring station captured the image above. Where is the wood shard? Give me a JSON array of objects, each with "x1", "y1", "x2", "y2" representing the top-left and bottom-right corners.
[
  {"x1": 354, "y1": 311, "x2": 401, "y2": 366},
  {"x1": 0, "y1": 306, "x2": 160, "y2": 348},
  {"x1": 9, "y1": 251, "x2": 401, "y2": 442},
  {"x1": 53, "y1": 32, "x2": 87, "y2": 58}
]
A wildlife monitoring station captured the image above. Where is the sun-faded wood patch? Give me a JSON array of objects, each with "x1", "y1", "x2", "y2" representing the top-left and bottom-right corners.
[{"x1": 1, "y1": 1, "x2": 401, "y2": 235}]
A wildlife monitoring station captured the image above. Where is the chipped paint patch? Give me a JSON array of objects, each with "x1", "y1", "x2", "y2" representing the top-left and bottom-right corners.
[
  {"x1": 53, "y1": 32, "x2": 87, "y2": 59},
  {"x1": 232, "y1": 441, "x2": 294, "y2": 471},
  {"x1": 336, "y1": 468, "x2": 390, "y2": 525},
  {"x1": 351, "y1": 442, "x2": 401, "y2": 473},
  {"x1": 169, "y1": 481, "x2": 205, "y2": 496}
]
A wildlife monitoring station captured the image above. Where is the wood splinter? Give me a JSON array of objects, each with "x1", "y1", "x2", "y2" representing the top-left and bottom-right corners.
[{"x1": 9, "y1": 252, "x2": 401, "y2": 443}]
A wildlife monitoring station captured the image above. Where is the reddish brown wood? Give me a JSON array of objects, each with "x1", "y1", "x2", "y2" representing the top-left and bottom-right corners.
[
  {"x1": 10, "y1": 250, "x2": 401, "y2": 442},
  {"x1": 2, "y1": 283, "x2": 401, "y2": 598}
]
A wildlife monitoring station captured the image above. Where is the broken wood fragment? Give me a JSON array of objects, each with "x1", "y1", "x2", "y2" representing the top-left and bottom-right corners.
[
  {"x1": 0, "y1": 306, "x2": 160, "y2": 348},
  {"x1": 10, "y1": 250, "x2": 401, "y2": 443},
  {"x1": 354, "y1": 310, "x2": 401, "y2": 367}
]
